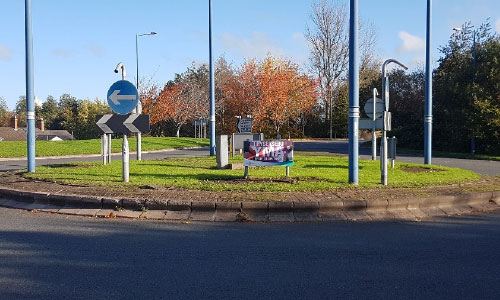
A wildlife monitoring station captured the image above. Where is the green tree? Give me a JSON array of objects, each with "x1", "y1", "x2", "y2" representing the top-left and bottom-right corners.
[
  {"x1": 434, "y1": 21, "x2": 499, "y2": 154},
  {"x1": 0, "y1": 97, "x2": 10, "y2": 127},
  {"x1": 75, "y1": 99, "x2": 110, "y2": 139},
  {"x1": 55, "y1": 93, "x2": 79, "y2": 134},
  {"x1": 40, "y1": 95, "x2": 59, "y2": 129}
]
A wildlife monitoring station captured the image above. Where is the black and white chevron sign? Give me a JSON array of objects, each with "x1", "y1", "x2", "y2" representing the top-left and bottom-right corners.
[{"x1": 96, "y1": 114, "x2": 150, "y2": 134}]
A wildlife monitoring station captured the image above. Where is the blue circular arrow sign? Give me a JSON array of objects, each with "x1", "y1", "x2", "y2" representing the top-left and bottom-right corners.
[{"x1": 107, "y1": 80, "x2": 139, "y2": 114}]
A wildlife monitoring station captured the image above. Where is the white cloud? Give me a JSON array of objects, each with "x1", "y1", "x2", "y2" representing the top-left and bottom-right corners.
[
  {"x1": 87, "y1": 44, "x2": 104, "y2": 57},
  {"x1": 0, "y1": 45, "x2": 12, "y2": 61},
  {"x1": 52, "y1": 49, "x2": 71, "y2": 57},
  {"x1": 219, "y1": 31, "x2": 284, "y2": 59},
  {"x1": 496, "y1": 18, "x2": 500, "y2": 34},
  {"x1": 397, "y1": 31, "x2": 425, "y2": 53},
  {"x1": 411, "y1": 55, "x2": 425, "y2": 66},
  {"x1": 292, "y1": 32, "x2": 305, "y2": 42}
]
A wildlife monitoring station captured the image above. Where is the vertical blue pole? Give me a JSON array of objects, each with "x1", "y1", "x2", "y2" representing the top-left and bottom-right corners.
[
  {"x1": 348, "y1": 0, "x2": 359, "y2": 184},
  {"x1": 25, "y1": 0, "x2": 36, "y2": 172},
  {"x1": 208, "y1": 0, "x2": 216, "y2": 156},
  {"x1": 424, "y1": 0, "x2": 432, "y2": 165}
]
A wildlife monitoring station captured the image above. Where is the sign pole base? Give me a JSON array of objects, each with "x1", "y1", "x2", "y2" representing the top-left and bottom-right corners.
[{"x1": 244, "y1": 166, "x2": 249, "y2": 179}]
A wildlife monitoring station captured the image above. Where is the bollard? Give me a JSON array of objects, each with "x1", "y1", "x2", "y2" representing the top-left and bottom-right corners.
[
  {"x1": 388, "y1": 136, "x2": 397, "y2": 168},
  {"x1": 102, "y1": 134, "x2": 108, "y2": 165},
  {"x1": 216, "y1": 135, "x2": 228, "y2": 169},
  {"x1": 122, "y1": 134, "x2": 129, "y2": 182},
  {"x1": 107, "y1": 134, "x2": 112, "y2": 164},
  {"x1": 137, "y1": 132, "x2": 142, "y2": 161}
]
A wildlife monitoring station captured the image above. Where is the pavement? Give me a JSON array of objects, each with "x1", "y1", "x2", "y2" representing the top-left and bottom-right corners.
[
  {"x1": 0, "y1": 143, "x2": 499, "y2": 222},
  {"x1": 0, "y1": 181, "x2": 499, "y2": 222},
  {"x1": 3, "y1": 206, "x2": 500, "y2": 299}
]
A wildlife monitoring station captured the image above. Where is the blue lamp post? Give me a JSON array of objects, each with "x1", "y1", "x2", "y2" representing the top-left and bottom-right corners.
[
  {"x1": 424, "y1": 0, "x2": 433, "y2": 165},
  {"x1": 208, "y1": 0, "x2": 216, "y2": 156},
  {"x1": 348, "y1": 0, "x2": 360, "y2": 184},
  {"x1": 25, "y1": 0, "x2": 36, "y2": 172}
]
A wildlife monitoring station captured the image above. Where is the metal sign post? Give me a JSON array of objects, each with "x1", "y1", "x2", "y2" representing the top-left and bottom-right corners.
[
  {"x1": 380, "y1": 59, "x2": 407, "y2": 186},
  {"x1": 108, "y1": 63, "x2": 140, "y2": 182},
  {"x1": 363, "y1": 89, "x2": 381, "y2": 161},
  {"x1": 372, "y1": 88, "x2": 377, "y2": 160}
]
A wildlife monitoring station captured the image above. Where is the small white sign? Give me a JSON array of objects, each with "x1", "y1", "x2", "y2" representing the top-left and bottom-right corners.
[
  {"x1": 364, "y1": 97, "x2": 384, "y2": 119},
  {"x1": 237, "y1": 118, "x2": 252, "y2": 133}
]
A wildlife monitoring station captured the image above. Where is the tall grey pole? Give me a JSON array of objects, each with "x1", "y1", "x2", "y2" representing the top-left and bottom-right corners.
[
  {"x1": 371, "y1": 88, "x2": 378, "y2": 160},
  {"x1": 115, "y1": 63, "x2": 129, "y2": 182},
  {"x1": 135, "y1": 34, "x2": 142, "y2": 161},
  {"x1": 381, "y1": 59, "x2": 407, "y2": 185},
  {"x1": 25, "y1": 0, "x2": 35, "y2": 172},
  {"x1": 208, "y1": 0, "x2": 216, "y2": 156},
  {"x1": 424, "y1": 0, "x2": 433, "y2": 165},
  {"x1": 348, "y1": 0, "x2": 360, "y2": 184},
  {"x1": 134, "y1": 32, "x2": 156, "y2": 161},
  {"x1": 136, "y1": 34, "x2": 139, "y2": 92}
]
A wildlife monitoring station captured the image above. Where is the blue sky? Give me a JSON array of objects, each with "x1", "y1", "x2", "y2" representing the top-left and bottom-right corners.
[{"x1": 0, "y1": 0, "x2": 499, "y2": 110}]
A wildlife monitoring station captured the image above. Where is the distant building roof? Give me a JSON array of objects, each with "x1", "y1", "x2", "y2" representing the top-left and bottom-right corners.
[
  {"x1": 0, "y1": 127, "x2": 74, "y2": 141},
  {"x1": 0, "y1": 127, "x2": 27, "y2": 141},
  {"x1": 36, "y1": 130, "x2": 75, "y2": 141}
]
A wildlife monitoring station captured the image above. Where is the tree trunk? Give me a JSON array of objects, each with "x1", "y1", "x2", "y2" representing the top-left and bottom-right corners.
[{"x1": 176, "y1": 125, "x2": 182, "y2": 138}]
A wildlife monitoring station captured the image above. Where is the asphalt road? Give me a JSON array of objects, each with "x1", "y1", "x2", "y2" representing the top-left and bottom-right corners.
[
  {"x1": 1, "y1": 206, "x2": 500, "y2": 300},
  {"x1": 295, "y1": 140, "x2": 500, "y2": 176},
  {"x1": 0, "y1": 147, "x2": 210, "y2": 172}
]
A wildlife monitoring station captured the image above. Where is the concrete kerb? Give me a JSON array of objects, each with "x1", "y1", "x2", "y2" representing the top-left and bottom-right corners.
[
  {"x1": 214, "y1": 202, "x2": 242, "y2": 222},
  {"x1": 293, "y1": 201, "x2": 320, "y2": 222},
  {"x1": 190, "y1": 201, "x2": 216, "y2": 221},
  {"x1": 466, "y1": 191, "x2": 496, "y2": 211},
  {"x1": 365, "y1": 198, "x2": 393, "y2": 220},
  {"x1": 164, "y1": 200, "x2": 191, "y2": 220},
  {"x1": 418, "y1": 196, "x2": 446, "y2": 217},
  {"x1": 241, "y1": 201, "x2": 268, "y2": 222},
  {"x1": 343, "y1": 199, "x2": 371, "y2": 221},
  {"x1": 387, "y1": 198, "x2": 417, "y2": 220},
  {"x1": 438, "y1": 195, "x2": 470, "y2": 215},
  {"x1": 492, "y1": 191, "x2": 500, "y2": 205},
  {"x1": 0, "y1": 186, "x2": 500, "y2": 222},
  {"x1": 318, "y1": 200, "x2": 345, "y2": 221}
]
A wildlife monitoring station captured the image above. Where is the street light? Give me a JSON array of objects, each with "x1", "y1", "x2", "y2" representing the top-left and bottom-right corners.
[
  {"x1": 453, "y1": 26, "x2": 477, "y2": 154},
  {"x1": 209, "y1": 0, "x2": 216, "y2": 156},
  {"x1": 135, "y1": 31, "x2": 157, "y2": 161}
]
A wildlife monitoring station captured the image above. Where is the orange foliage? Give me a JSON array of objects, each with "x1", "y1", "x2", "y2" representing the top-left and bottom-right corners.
[
  {"x1": 221, "y1": 56, "x2": 318, "y2": 134},
  {"x1": 147, "y1": 56, "x2": 318, "y2": 137}
]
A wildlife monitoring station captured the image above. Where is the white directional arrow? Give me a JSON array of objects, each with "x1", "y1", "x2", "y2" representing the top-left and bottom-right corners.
[
  {"x1": 109, "y1": 90, "x2": 137, "y2": 105},
  {"x1": 123, "y1": 114, "x2": 140, "y2": 133},
  {"x1": 96, "y1": 114, "x2": 113, "y2": 133}
]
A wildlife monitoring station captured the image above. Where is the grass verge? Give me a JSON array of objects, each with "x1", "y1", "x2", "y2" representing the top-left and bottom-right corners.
[
  {"x1": 25, "y1": 154, "x2": 481, "y2": 192},
  {"x1": 0, "y1": 137, "x2": 208, "y2": 158}
]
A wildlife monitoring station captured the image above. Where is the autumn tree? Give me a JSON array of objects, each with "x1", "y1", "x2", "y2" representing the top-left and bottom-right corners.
[{"x1": 219, "y1": 56, "x2": 317, "y2": 137}]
